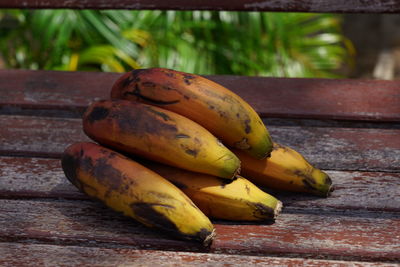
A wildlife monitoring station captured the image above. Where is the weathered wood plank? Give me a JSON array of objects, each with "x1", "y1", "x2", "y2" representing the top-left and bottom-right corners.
[
  {"x1": 1, "y1": 156, "x2": 400, "y2": 213},
  {"x1": 1, "y1": 70, "x2": 400, "y2": 121},
  {"x1": 0, "y1": 115, "x2": 90, "y2": 158},
  {"x1": 0, "y1": 199, "x2": 398, "y2": 261},
  {"x1": 0, "y1": 0, "x2": 399, "y2": 13},
  {"x1": 1, "y1": 115, "x2": 399, "y2": 172},
  {"x1": 0, "y1": 243, "x2": 396, "y2": 267}
]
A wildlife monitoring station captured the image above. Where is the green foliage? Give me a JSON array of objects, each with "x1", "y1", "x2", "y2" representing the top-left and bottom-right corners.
[{"x1": 0, "y1": 9, "x2": 353, "y2": 77}]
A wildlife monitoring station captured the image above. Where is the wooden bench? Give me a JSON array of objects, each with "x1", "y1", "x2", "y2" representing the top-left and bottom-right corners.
[{"x1": 1, "y1": 2, "x2": 399, "y2": 266}]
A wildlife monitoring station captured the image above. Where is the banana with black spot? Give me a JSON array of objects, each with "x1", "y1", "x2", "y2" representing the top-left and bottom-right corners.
[
  {"x1": 139, "y1": 160, "x2": 282, "y2": 222},
  {"x1": 234, "y1": 143, "x2": 333, "y2": 197},
  {"x1": 82, "y1": 99, "x2": 240, "y2": 179},
  {"x1": 61, "y1": 142, "x2": 215, "y2": 245},
  {"x1": 110, "y1": 68, "x2": 273, "y2": 159}
]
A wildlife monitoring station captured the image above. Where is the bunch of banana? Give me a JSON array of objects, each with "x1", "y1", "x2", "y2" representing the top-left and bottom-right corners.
[
  {"x1": 109, "y1": 68, "x2": 333, "y2": 197},
  {"x1": 61, "y1": 67, "x2": 333, "y2": 246}
]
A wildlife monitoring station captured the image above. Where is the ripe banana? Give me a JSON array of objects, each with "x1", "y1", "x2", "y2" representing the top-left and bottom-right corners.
[
  {"x1": 61, "y1": 142, "x2": 215, "y2": 245},
  {"x1": 137, "y1": 160, "x2": 282, "y2": 221},
  {"x1": 82, "y1": 99, "x2": 240, "y2": 179},
  {"x1": 234, "y1": 143, "x2": 333, "y2": 197},
  {"x1": 110, "y1": 68, "x2": 273, "y2": 159}
]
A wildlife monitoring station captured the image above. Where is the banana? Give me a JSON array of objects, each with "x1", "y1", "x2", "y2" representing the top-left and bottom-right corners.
[
  {"x1": 61, "y1": 142, "x2": 215, "y2": 245},
  {"x1": 82, "y1": 99, "x2": 240, "y2": 179},
  {"x1": 139, "y1": 160, "x2": 282, "y2": 222},
  {"x1": 110, "y1": 68, "x2": 273, "y2": 159},
  {"x1": 233, "y1": 143, "x2": 333, "y2": 197}
]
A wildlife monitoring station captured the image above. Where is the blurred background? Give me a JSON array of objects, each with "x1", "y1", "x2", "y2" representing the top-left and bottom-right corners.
[{"x1": 0, "y1": 10, "x2": 399, "y2": 79}]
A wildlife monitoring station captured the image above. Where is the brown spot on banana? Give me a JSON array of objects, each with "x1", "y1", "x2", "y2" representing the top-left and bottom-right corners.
[
  {"x1": 131, "y1": 69, "x2": 146, "y2": 77},
  {"x1": 131, "y1": 202, "x2": 215, "y2": 246},
  {"x1": 124, "y1": 85, "x2": 181, "y2": 106},
  {"x1": 61, "y1": 153, "x2": 79, "y2": 185},
  {"x1": 302, "y1": 178, "x2": 317, "y2": 191},
  {"x1": 130, "y1": 202, "x2": 179, "y2": 231},
  {"x1": 85, "y1": 106, "x2": 110, "y2": 124},
  {"x1": 183, "y1": 74, "x2": 195, "y2": 85},
  {"x1": 244, "y1": 119, "x2": 251, "y2": 134},
  {"x1": 179, "y1": 143, "x2": 199, "y2": 157},
  {"x1": 121, "y1": 74, "x2": 135, "y2": 88},
  {"x1": 61, "y1": 150, "x2": 100, "y2": 197},
  {"x1": 245, "y1": 184, "x2": 251, "y2": 195},
  {"x1": 252, "y1": 202, "x2": 278, "y2": 221},
  {"x1": 165, "y1": 71, "x2": 175, "y2": 78},
  {"x1": 220, "y1": 178, "x2": 235, "y2": 188},
  {"x1": 185, "y1": 149, "x2": 199, "y2": 157},
  {"x1": 293, "y1": 169, "x2": 317, "y2": 189},
  {"x1": 146, "y1": 107, "x2": 171, "y2": 122},
  {"x1": 120, "y1": 69, "x2": 145, "y2": 88},
  {"x1": 115, "y1": 105, "x2": 178, "y2": 136},
  {"x1": 90, "y1": 157, "x2": 130, "y2": 194}
]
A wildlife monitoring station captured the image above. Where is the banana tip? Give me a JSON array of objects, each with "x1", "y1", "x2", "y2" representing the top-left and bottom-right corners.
[
  {"x1": 232, "y1": 164, "x2": 241, "y2": 179},
  {"x1": 203, "y1": 228, "x2": 216, "y2": 247},
  {"x1": 274, "y1": 201, "x2": 283, "y2": 220},
  {"x1": 316, "y1": 183, "x2": 335, "y2": 198},
  {"x1": 326, "y1": 183, "x2": 335, "y2": 196}
]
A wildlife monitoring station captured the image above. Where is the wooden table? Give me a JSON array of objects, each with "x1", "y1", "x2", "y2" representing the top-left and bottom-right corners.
[{"x1": 0, "y1": 69, "x2": 399, "y2": 266}]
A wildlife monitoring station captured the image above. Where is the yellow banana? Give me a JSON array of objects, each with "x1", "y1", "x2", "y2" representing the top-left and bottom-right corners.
[
  {"x1": 82, "y1": 99, "x2": 240, "y2": 179},
  {"x1": 234, "y1": 143, "x2": 333, "y2": 197},
  {"x1": 110, "y1": 68, "x2": 273, "y2": 159},
  {"x1": 61, "y1": 142, "x2": 215, "y2": 245},
  {"x1": 139, "y1": 160, "x2": 282, "y2": 221}
]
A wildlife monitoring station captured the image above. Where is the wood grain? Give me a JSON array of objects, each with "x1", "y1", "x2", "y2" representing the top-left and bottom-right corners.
[
  {"x1": 1, "y1": 70, "x2": 400, "y2": 121},
  {"x1": 1, "y1": 115, "x2": 399, "y2": 172},
  {"x1": 0, "y1": 243, "x2": 396, "y2": 267},
  {"x1": 0, "y1": 0, "x2": 399, "y2": 13},
  {"x1": 0, "y1": 199, "x2": 399, "y2": 261},
  {"x1": 1, "y1": 156, "x2": 400, "y2": 213}
]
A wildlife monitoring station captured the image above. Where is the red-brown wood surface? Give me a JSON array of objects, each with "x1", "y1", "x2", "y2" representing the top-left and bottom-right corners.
[
  {"x1": 0, "y1": 199, "x2": 399, "y2": 261},
  {"x1": 0, "y1": 243, "x2": 395, "y2": 267},
  {"x1": 1, "y1": 156, "x2": 400, "y2": 213},
  {"x1": 0, "y1": 0, "x2": 399, "y2": 13},
  {"x1": 1, "y1": 69, "x2": 399, "y2": 264},
  {"x1": 1, "y1": 70, "x2": 400, "y2": 121},
  {"x1": 1, "y1": 115, "x2": 399, "y2": 172}
]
